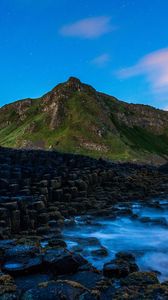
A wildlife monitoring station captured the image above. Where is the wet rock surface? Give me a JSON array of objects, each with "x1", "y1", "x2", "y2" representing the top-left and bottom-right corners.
[
  {"x1": 0, "y1": 147, "x2": 168, "y2": 299},
  {"x1": 103, "y1": 252, "x2": 139, "y2": 279}
]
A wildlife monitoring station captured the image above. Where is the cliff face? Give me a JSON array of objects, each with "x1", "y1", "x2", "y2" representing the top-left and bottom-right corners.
[{"x1": 0, "y1": 77, "x2": 168, "y2": 163}]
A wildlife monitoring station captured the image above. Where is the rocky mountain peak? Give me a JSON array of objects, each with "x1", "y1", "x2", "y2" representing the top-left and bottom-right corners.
[
  {"x1": 67, "y1": 76, "x2": 82, "y2": 85},
  {"x1": 47, "y1": 77, "x2": 96, "y2": 99},
  {"x1": 65, "y1": 76, "x2": 86, "y2": 93},
  {"x1": 64, "y1": 76, "x2": 95, "y2": 94}
]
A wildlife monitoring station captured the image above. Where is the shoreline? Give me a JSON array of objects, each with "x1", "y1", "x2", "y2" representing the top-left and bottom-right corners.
[{"x1": 0, "y1": 147, "x2": 168, "y2": 299}]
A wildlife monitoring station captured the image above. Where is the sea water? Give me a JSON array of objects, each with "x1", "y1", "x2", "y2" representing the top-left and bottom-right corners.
[{"x1": 63, "y1": 199, "x2": 168, "y2": 281}]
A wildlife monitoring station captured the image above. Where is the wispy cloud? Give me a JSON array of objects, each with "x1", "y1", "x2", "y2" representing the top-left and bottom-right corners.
[
  {"x1": 59, "y1": 16, "x2": 114, "y2": 39},
  {"x1": 118, "y1": 48, "x2": 168, "y2": 96},
  {"x1": 91, "y1": 53, "x2": 110, "y2": 67}
]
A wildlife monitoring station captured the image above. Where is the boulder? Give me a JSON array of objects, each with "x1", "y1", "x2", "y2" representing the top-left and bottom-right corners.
[
  {"x1": 103, "y1": 261, "x2": 129, "y2": 278},
  {"x1": 91, "y1": 247, "x2": 108, "y2": 257},
  {"x1": 103, "y1": 252, "x2": 139, "y2": 279},
  {"x1": 75, "y1": 180, "x2": 88, "y2": 191},
  {"x1": 43, "y1": 249, "x2": 88, "y2": 275},
  {"x1": 48, "y1": 238, "x2": 66, "y2": 248},
  {"x1": 121, "y1": 271, "x2": 159, "y2": 286},
  {"x1": 2, "y1": 256, "x2": 43, "y2": 277},
  {"x1": 60, "y1": 270, "x2": 103, "y2": 289},
  {"x1": 0, "y1": 240, "x2": 16, "y2": 256},
  {"x1": 21, "y1": 280, "x2": 94, "y2": 300},
  {"x1": 5, "y1": 245, "x2": 39, "y2": 259}
]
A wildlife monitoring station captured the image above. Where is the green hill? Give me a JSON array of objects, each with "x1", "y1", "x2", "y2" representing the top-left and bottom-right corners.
[{"x1": 0, "y1": 77, "x2": 168, "y2": 163}]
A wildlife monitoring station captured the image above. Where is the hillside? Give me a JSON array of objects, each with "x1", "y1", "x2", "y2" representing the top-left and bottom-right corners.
[{"x1": 0, "y1": 77, "x2": 168, "y2": 163}]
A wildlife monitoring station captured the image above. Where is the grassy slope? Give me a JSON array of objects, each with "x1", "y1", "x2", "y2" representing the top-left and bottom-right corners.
[
  {"x1": 0, "y1": 91, "x2": 167, "y2": 162},
  {"x1": 112, "y1": 116, "x2": 168, "y2": 156}
]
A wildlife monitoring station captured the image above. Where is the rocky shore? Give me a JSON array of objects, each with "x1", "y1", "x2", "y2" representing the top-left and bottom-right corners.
[{"x1": 0, "y1": 147, "x2": 168, "y2": 299}]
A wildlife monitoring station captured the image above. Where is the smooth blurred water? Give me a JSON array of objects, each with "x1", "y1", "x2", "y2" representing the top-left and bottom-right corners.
[{"x1": 63, "y1": 199, "x2": 168, "y2": 281}]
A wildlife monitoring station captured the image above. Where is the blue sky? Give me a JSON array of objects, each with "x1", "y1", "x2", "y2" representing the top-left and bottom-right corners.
[{"x1": 0, "y1": 0, "x2": 168, "y2": 110}]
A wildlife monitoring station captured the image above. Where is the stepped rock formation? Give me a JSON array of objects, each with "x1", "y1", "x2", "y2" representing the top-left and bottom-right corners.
[
  {"x1": 0, "y1": 147, "x2": 167, "y2": 239},
  {"x1": 0, "y1": 77, "x2": 168, "y2": 163}
]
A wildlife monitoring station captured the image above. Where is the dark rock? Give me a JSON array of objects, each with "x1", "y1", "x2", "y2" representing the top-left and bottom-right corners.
[
  {"x1": 103, "y1": 252, "x2": 139, "y2": 279},
  {"x1": 5, "y1": 245, "x2": 39, "y2": 259},
  {"x1": 48, "y1": 238, "x2": 66, "y2": 248},
  {"x1": 121, "y1": 271, "x2": 159, "y2": 286},
  {"x1": 15, "y1": 273, "x2": 53, "y2": 293},
  {"x1": 21, "y1": 280, "x2": 93, "y2": 300},
  {"x1": 115, "y1": 252, "x2": 136, "y2": 262},
  {"x1": 2, "y1": 256, "x2": 43, "y2": 277},
  {"x1": 114, "y1": 283, "x2": 168, "y2": 300},
  {"x1": 60, "y1": 270, "x2": 103, "y2": 289},
  {"x1": 74, "y1": 237, "x2": 100, "y2": 247},
  {"x1": 0, "y1": 179, "x2": 9, "y2": 189},
  {"x1": 139, "y1": 216, "x2": 151, "y2": 223},
  {"x1": 36, "y1": 226, "x2": 50, "y2": 235},
  {"x1": 43, "y1": 249, "x2": 88, "y2": 275},
  {"x1": 103, "y1": 261, "x2": 129, "y2": 278},
  {"x1": 75, "y1": 180, "x2": 88, "y2": 191},
  {"x1": 37, "y1": 213, "x2": 49, "y2": 225},
  {"x1": 0, "y1": 240, "x2": 16, "y2": 256},
  {"x1": 151, "y1": 217, "x2": 168, "y2": 226},
  {"x1": 0, "y1": 272, "x2": 18, "y2": 300},
  {"x1": 91, "y1": 247, "x2": 108, "y2": 257}
]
